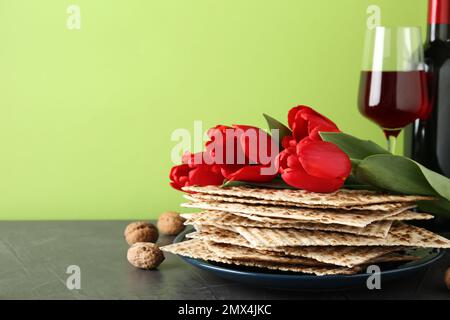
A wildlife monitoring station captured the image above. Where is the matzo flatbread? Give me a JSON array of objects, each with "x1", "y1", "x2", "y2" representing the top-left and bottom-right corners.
[
  {"x1": 161, "y1": 239, "x2": 360, "y2": 275},
  {"x1": 182, "y1": 201, "x2": 415, "y2": 228},
  {"x1": 205, "y1": 241, "x2": 410, "y2": 268},
  {"x1": 231, "y1": 223, "x2": 450, "y2": 248},
  {"x1": 186, "y1": 230, "x2": 403, "y2": 267},
  {"x1": 182, "y1": 186, "x2": 435, "y2": 206},
  {"x1": 184, "y1": 194, "x2": 416, "y2": 211},
  {"x1": 384, "y1": 211, "x2": 434, "y2": 221},
  {"x1": 205, "y1": 241, "x2": 329, "y2": 266},
  {"x1": 226, "y1": 210, "x2": 433, "y2": 224},
  {"x1": 366, "y1": 252, "x2": 420, "y2": 264},
  {"x1": 187, "y1": 229, "x2": 246, "y2": 246},
  {"x1": 184, "y1": 211, "x2": 394, "y2": 238}
]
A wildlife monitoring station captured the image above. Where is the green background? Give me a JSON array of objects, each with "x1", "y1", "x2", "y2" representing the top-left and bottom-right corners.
[{"x1": 0, "y1": 0, "x2": 427, "y2": 220}]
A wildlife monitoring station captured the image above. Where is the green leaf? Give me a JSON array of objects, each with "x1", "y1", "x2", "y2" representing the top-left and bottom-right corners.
[
  {"x1": 321, "y1": 132, "x2": 450, "y2": 216},
  {"x1": 344, "y1": 175, "x2": 376, "y2": 190},
  {"x1": 263, "y1": 113, "x2": 292, "y2": 145},
  {"x1": 355, "y1": 155, "x2": 450, "y2": 217},
  {"x1": 418, "y1": 199, "x2": 450, "y2": 215},
  {"x1": 222, "y1": 180, "x2": 245, "y2": 188},
  {"x1": 320, "y1": 132, "x2": 390, "y2": 160}
]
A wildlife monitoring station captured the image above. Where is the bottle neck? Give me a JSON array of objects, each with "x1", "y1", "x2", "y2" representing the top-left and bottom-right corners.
[{"x1": 427, "y1": 0, "x2": 450, "y2": 42}]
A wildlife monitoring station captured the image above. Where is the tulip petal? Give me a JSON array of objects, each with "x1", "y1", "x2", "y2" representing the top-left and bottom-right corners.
[
  {"x1": 288, "y1": 105, "x2": 312, "y2": 128},
  {"x1": 169, "y1": 164, "x2": 191, "y2": 190},
  {"x1": 297, "y1": 141, "x2": 351, "y2": 180},
  {"x1": 170, "y1": 181, "x2": 183, "y2": 191},
  {"x1": 281, "y1": 168, "x2": 345, "y2": 193},
  {"x1": 206, "y1": 125, "x2": 250, "y2": 165},
  {"x1": 169, "y1": 163, "x2": 224, "y2": 191},
  {"x1": 308, "y1": 125, "x2": 340, "y2": 141},
  {"x1": 189, "y1": 166, "x2": 225, "y2": 186},
  {"x1": 287, "y1": 154, "x2": 302, "y2": 170},
  {"x1": 236, "y1": 125, "x2": 277, "y2": 166},
  {"x1": 304, "y1": 112, "x2": 340, "y2": 140},
  {"x1": 281, "y1": 136, "x2": 296, "y2": 149},
  {"x1": 169, "y1": 164, "x2": 189, "y2": 179},
  {"x1": 275, "y1": 151, "x2": 288, "y2": 175},
  {"x1": 302, "y1": 111, "x2": 337, "y2": 129},
  {"x1": 292, "y1": 114, "x2": 309, "y2": 141},
  {"x1": 288, "y1": 105, "x2": 340, "y2": 142}
]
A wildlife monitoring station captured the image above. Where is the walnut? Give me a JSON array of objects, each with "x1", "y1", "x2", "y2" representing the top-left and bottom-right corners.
[
  {"x1": 445, "y1": 268, "x2": 450, "y2": 290},
  {"x1": 157, "y1": 211, "x2": 186, "y2": 235},
  {"x1": 124, "y1": 221, "x2": 158, "y2": 245},
  {"x1": 127, "y1": 242, "x2": 165, "y2": 270}
]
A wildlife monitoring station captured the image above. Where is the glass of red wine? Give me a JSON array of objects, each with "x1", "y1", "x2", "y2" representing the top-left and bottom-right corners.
[{"x1": 358, "y1": 26, "x2": 429, "y2": 154}]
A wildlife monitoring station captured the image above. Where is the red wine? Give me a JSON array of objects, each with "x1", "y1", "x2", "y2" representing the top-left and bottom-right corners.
[
  {"x1": 358, "y1": 71, "x2": 429, "y2": 137},
  {"x1": 405, "y1": 0, "x2": 450, "y2": 178}
]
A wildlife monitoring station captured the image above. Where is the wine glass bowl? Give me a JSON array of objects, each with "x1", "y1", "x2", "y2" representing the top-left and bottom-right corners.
[
  {"x1": 358, "y1": 27, "x2": 429, "y2": 152},
  {"x1": 358, "y1": 70, "x2": 429, "y2": 138}
]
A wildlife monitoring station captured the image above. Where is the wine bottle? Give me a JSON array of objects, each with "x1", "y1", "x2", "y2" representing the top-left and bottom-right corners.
[
  {"x1": 405, "y1": 0, "x2": 450, "y2": 232},
  {"x1": 404, "y1": 0, "x2": 450, "y2": 178}
]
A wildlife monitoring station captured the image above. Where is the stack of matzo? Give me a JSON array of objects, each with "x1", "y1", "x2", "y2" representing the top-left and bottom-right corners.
[{"x1": 161, "y1": 186, "x2": 450, "y2": 276}]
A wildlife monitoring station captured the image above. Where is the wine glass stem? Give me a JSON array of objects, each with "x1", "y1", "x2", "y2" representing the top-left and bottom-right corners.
[{"x1": 386, "y1": 135, "x2": 397, "y2": 154}]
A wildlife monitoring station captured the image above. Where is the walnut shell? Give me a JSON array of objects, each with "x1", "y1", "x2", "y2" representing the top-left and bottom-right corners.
[
  {"x1": 127, "y1": 242, "x2": 165, "y2": 270},
  {"x1": 445, "y1": 268, "x2": 450, "y2": 290},
  {"x1": 157, "y1": 211, "x2": 185, "y2": 236},
  {"x1": 124, "y1": 221, "x2": 158, "y2": 245}
]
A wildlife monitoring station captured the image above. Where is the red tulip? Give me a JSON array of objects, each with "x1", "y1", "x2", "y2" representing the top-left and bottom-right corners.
[
  {"x1": 277, "y1": 140, "x2": 351, "y2": 193},
  {"x1": 169, "y1": 124, "x2": 278, "y2": 191},
  {"x1": 170, "y1": 106, "x2": 348, "y2": 192},
  {"x1": 288, "y1": 105, "x2": 340, "y2": 142},
  {"x1": 205, "y1": 124, "x2": 278, "y2": 182},
  {"x1": 169, "y1": 153, "x2": 224, "y2": 191}
]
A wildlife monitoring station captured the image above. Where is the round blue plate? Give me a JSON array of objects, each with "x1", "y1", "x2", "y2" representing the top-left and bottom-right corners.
[{"x1": 174, "y1": 228, "x2": 445, "y2": 291}]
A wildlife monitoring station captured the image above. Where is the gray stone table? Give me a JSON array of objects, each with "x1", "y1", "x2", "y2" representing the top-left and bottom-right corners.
[{"x1": 0, "y1": 221, "x2": 448, "y2": 300}]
